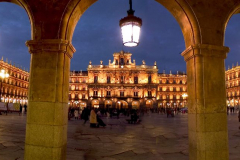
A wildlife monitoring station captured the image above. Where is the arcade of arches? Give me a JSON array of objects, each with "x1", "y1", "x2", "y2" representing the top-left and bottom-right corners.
[{"x1": 1, "y1": 0, "x2": 239, "y2": 159}]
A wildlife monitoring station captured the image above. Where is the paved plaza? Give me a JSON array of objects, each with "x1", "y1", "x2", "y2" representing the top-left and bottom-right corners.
[{"x1": 0, "y1": 112, "x2": 239, "y2": 160}]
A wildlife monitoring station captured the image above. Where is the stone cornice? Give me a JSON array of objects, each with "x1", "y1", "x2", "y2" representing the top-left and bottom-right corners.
[
  {"x1": 181, "y1": 44, "x2": 230, "y2": 62},
  {"x1": 26, "y1": 39, "x2": 76, "y2": 59}
]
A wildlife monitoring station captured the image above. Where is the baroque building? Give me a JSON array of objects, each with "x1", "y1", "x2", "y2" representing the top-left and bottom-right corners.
[
  {"x1": 226, "y1": 64, "x2": 240, "y2": 108},
  {"x1": 0, "y1": 58, "x2": 29, "y2": 104},
  {"x1": 69, "y1": 51, "x2": 187, "y2": 109}
]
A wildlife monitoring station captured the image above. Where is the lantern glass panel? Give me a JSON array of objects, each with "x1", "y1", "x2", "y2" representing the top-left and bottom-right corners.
[
  {"x1": 121, "y1": 22, "x2": 141, "y2": 47},
  {"x1": 121, "y1": 24, "x2": 132, "y2": 43},
  {"x1": 133, "y1": 25, "x2": 140, "y2": 42}
]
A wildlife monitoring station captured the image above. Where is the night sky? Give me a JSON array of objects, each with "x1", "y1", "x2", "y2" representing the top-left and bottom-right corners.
[{"x1": 0, "y1": 0, "x2": 240, "y2": 74}]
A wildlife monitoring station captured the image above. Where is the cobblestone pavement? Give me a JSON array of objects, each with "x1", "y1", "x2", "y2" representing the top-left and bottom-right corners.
[{"x1": 0, "y1": 112, "x2": 239, "y2": 160}]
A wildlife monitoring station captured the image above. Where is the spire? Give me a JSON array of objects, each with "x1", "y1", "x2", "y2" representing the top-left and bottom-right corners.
[
  {"x1": 228, "y1": 65, "x2": 230, "y2": 70},
  {"x1": 232, "y1": 63, "x2": 234, "y2": 68},
  {"x1": 237, "y1": 62, "x2": 239, "y2": 66},
  {"x1": 170, "y1": 70, "x2": 172, "y2": 74}
]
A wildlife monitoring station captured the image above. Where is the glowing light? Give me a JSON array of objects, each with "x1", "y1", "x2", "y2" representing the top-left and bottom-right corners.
[
  {"x1": 182, "y1": 93, "x2": 188, "y2": 98},
  {"x1": 119, "y1": 0, "x2": 142, "y2": 47}
]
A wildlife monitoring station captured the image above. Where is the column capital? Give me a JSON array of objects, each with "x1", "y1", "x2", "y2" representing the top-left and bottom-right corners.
[
  {"x1": 26, "y1": 39, "x2": 76, "y2": 59},
  {"x1": 181, "y1": 44, "x2": 230, "y2": 62}
]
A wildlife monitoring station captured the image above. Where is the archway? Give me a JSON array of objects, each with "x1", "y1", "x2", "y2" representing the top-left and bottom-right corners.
[
  {"x1": 224, "y1": 9, "x2": 240, "y2": 111},
  {"x1": 116, "y1": 100, "x2": 128, "y2": 109},
  {"x1": 104, "y1": 100, "x2": 112, "y2": 108},
  {"x1": 0, "y1": 0, "x2": 235, "y2": 159},
  {"x1": 158, "y1": 102, "x2": 163, "y2": 108},
  {"x1": 132, "y1": 100, "x2": 140, "y2": 109},
  {"x1": 91, "y1": 99, "x2": 99, "y2": 108},
  {"x1": 146, "y1": 99, "x2": 153, "y2": 108},
  {"x1": 80, "y1": 101, "x2": 87, "y2": 109}
]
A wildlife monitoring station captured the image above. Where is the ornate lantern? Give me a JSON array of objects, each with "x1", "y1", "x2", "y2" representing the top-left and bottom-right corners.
[{"x1": 119, "y1": 0, "x2": 142, "y2": 47}]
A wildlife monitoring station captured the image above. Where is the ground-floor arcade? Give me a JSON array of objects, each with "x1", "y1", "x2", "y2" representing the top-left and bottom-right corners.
[{"x1": 68, "y1": 97, "x2": 159, "y2": 110}]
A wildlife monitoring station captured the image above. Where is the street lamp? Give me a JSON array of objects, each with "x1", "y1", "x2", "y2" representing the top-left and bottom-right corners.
[
  {"x1": 119, "y1": 0, "x2": 142, "y2": 47},
  {"x1": 0, "y1": 69, "x2": 9, "y2": 102}
]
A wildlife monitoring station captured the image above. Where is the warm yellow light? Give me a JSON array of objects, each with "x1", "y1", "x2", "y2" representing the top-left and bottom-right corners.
[
  {"x1": 121, "y1": 23, "x2": 141, "y2": 47},
  {"x1": 0, "y1": 69, "x2": 9, "y2": 79},
  {"x1": 119, "y1": 0, "x2": 142, "y2": 47},
  {"x1": 182, "y1": 93, "x2": 188, "y2": 98}
]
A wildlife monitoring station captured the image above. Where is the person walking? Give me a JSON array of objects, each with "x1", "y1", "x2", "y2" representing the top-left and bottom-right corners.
[
  {"x1": 90, "y1": 108, "x2": 97, "y2": 127},
  {"x1": 19, "y1": 104, "x2": 22, "y2": 115},
  {"x1": 238, "y1": 111, "x2": 240, "y2": 129},
  {"x1": 81, "y1": 108, "x2": 89, "y2": 124},
  {"x1": 24, "y1": 104, "x2": 27, "y2": 114},
  {"x1": 97, "y1": 114, "x2": 106, "y2": 127},
  {"x1": 74, "y1": 109, "x2": 79, "y2": 120}
]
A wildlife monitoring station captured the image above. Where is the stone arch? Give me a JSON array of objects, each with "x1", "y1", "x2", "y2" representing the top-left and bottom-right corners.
[
  {"x1": 158, "y1": 102, "x2": 163, "y2": 108},
  {"x1": 104, "y1": 100, "x2": 112, "y2": 108},
  {"x1": 146, "y1": 99, "x2": 153, "y2": 108},
  {"x1": 79, "y1": 101, "x2": 87, "y2": 108},
  {"x1": 132, "y1": 100, "x2": 140, "y2": 109},
  {"x1": 61, "y1": 0, "x2": 200, "y2": 47},
  {"x1": 91, "y1": 99, "x2": 99, "y2": 108},
  {"x1": 116, "y1": 100, "x2": 128, "y2": 109}
]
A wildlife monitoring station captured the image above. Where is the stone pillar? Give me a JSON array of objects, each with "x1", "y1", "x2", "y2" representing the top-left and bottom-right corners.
[
  {"x1": 24, "y1": 39, "x2": 75, "y2": 159},
  {"x1": 182, "y1": 44, "x2": 229, "y2": 160}
]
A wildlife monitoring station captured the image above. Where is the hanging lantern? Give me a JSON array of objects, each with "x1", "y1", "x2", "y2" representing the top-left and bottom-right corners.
[{"x1": 119, "y1": 0, "x2": 142, "y2": 47}]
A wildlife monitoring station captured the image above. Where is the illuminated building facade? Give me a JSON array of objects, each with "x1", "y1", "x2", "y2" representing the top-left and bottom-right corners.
[
  {"x1": 0, "y1": 58, "x2": 29, "y2": 104},
  {"x1": 157, "y1": 72, "x2": 187, "y2": 109},
  {"x1": 69, "y1": 51, "x2": 187, "y2": 109},
  {"x1": 226, "y1": 64, "x2": 240, "y2": 108}
]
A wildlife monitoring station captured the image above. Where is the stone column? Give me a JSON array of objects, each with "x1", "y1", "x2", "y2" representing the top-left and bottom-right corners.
[
  {"x1": 182, "y1": 44, "x2": 229, "y2": 160},
  {"x1": 24, "y1": 39, "x2": 75, "y2": 159}
]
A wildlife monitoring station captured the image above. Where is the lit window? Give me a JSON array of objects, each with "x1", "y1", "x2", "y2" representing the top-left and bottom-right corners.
[{"x1": 120, "y1": 91, "x2": 124, "y2": 97}]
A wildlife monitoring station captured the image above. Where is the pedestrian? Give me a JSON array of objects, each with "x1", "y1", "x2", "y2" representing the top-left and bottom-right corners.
[
  {"x1": 90, "y1": 108, "x2": 97, "y2": 127},
  {"x1": 106, "y1": 111, "x2": 110, "y2": 118},
  {"x1": 167, "y1": 108, "x2": 170, "y2": 117},
  {"x1": 19, "y1": 104, "x2": 22, "y2": 115},
  {"x1": 97, "y1": 114, "x2": 106, "y2": 127},
  {"x1": 238, "y1": 111, "x2": 240, "y2": 129},
  {"x1": 74, "y1": 109, "x2": 78, "y2": 119},
  {"x1": 238, "y1": 111, "x2": 240, "y2": 122},
  {"x1": 81, "y1": 107, "x2": 89, "y2": 124},
  {"x1": 24, "y1": 104, "x2": 27, "y2": 114}
]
